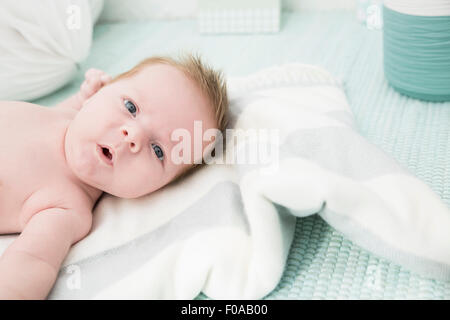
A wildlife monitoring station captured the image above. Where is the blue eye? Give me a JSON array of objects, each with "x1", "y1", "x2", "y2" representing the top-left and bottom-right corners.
[
  {"x1": 124, "y1": 99, "x2": 137, "y2": 117},
  {"x1": 152, "y1": 144, "x2": 164, "y2": 161}
]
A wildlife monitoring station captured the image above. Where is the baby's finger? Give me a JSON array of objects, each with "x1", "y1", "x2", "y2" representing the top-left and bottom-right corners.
[
  {"x1": 85, "y1": 68, "x2": 97, "y2": 79},
  {"x1": 100, "y1": 74, "x2": 112, "y2": 84},
  {"x1": 87, "y1": 73, "x2": 110, "y2": 87},
  {"x1": 85, "y1": 68, "x2": 103, "y2": 80},
  {"x1": 90, "y1": 75, "x2": 105, "y2": 91},
  {"x1": 86, "y1": 74, "x2": 99, "y2": 86},
  {"x1": 81, "y1": 81, "x2": 96, "y2": 98}
]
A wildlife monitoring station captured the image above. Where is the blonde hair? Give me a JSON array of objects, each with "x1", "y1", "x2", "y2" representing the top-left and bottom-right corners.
[{"x1": 111, "y1": 53, "x2": 229, "y2": 183}]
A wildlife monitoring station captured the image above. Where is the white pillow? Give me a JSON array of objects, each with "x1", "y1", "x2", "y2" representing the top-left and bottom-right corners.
[{"x1": 0, "y1": 0, "x2": 103, "y2": 101}]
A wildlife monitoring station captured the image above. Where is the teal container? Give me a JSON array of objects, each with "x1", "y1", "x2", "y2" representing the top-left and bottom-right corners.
[{"x1": 383, "y1": 5, "x2": 450, "y2": 102}]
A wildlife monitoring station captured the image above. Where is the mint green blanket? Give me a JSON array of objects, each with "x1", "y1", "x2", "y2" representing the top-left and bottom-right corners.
[{"x1": 33, "y1": 11, "x2": 450, "y2": 299}]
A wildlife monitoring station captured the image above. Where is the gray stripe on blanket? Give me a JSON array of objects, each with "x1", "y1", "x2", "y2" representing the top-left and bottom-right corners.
[
  {"x1": 318, "y1": 207, "x2": 450, "y2": 281},
  {"x1": 48, "y1": 181, "x2": 248, "y2": 300},
  {"x1": 280, "y1": 127, "x2": 408, "y2": 180},
  {"x1": 233, "y1": 126, "x2": 407, "y2": 180}
]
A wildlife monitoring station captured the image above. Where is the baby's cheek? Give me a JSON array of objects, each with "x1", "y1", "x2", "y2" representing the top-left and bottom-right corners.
[
  {"x1": 69, "y1": 141, "x2": 98, "y2": 181},
  {"x1": 75, "y1": 107, "x2": 98, "y2": 128}
]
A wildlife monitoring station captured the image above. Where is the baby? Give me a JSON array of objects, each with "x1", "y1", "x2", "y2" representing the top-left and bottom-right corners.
[{"x1": 0, "y1": 54, "x2": 228, "y2": 299}]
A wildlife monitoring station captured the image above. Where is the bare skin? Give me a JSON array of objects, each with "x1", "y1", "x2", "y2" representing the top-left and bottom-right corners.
[{"x1": 0, "y1": 64, "x2": 217, "y2": 299}]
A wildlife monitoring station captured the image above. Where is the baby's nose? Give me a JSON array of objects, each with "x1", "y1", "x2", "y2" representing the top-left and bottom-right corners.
[{"x1": 121, "y1": 125, "x2": 144, "y2": 153}]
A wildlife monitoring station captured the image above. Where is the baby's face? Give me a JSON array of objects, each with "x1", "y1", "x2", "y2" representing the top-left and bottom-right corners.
[{"x1": 65, "y1": 63, "x2": 216, "y2": 198}]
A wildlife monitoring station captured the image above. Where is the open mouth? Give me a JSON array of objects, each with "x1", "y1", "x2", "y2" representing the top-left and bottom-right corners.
[{"x1": 97, "y1": 144, "x2": 114, "y2": 166}]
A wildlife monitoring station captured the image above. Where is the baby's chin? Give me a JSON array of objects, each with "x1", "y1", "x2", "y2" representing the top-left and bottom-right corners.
[
  {"x1": 99, "y1": 187, "x2": 144, "y2": 199},
  {"x1": 99, "y1": 183, "x2": 159, "y2": 199},
  {"x1": 75, "y1": 168, "x2": 165, "y2": 199}
]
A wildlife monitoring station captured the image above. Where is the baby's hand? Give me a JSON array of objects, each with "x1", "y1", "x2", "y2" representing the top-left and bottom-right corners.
[{"x1": 79, "y1": 68, "x2": 112, "y2": 102}]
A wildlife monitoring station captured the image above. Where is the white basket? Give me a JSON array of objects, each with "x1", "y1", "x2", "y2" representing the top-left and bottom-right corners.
[{"x1": 198, "y1": 0, "x2": 280, "y2": 34}]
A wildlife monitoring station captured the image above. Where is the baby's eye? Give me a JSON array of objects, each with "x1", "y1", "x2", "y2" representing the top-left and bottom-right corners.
[
  {"x1": 152, "y1": 144, "x2": 164, "y2": 161},
  {"x1": 124, "y1": 99, "x2": 137, "y2": 117}
]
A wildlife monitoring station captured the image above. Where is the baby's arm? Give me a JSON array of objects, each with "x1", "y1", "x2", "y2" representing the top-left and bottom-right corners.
[
  {"x1": 0, "y1": 207, "x2": 92, "y2": 299},
  {"x1": 56, "y1": 68, "x2": 111, "y2": 111}
]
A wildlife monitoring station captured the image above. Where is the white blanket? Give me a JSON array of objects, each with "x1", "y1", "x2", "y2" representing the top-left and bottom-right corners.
[{"x1": 1, "y1": 63, "x2": 449, "y2": 299}]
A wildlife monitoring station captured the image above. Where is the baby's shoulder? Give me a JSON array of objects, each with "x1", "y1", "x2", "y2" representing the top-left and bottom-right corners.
[
  {"x1": 19, "y1": 184, "x2": 94, "y2": 230},
  {"x1": 0, "y1": 100, "x2": 48, "y2": 114}
]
